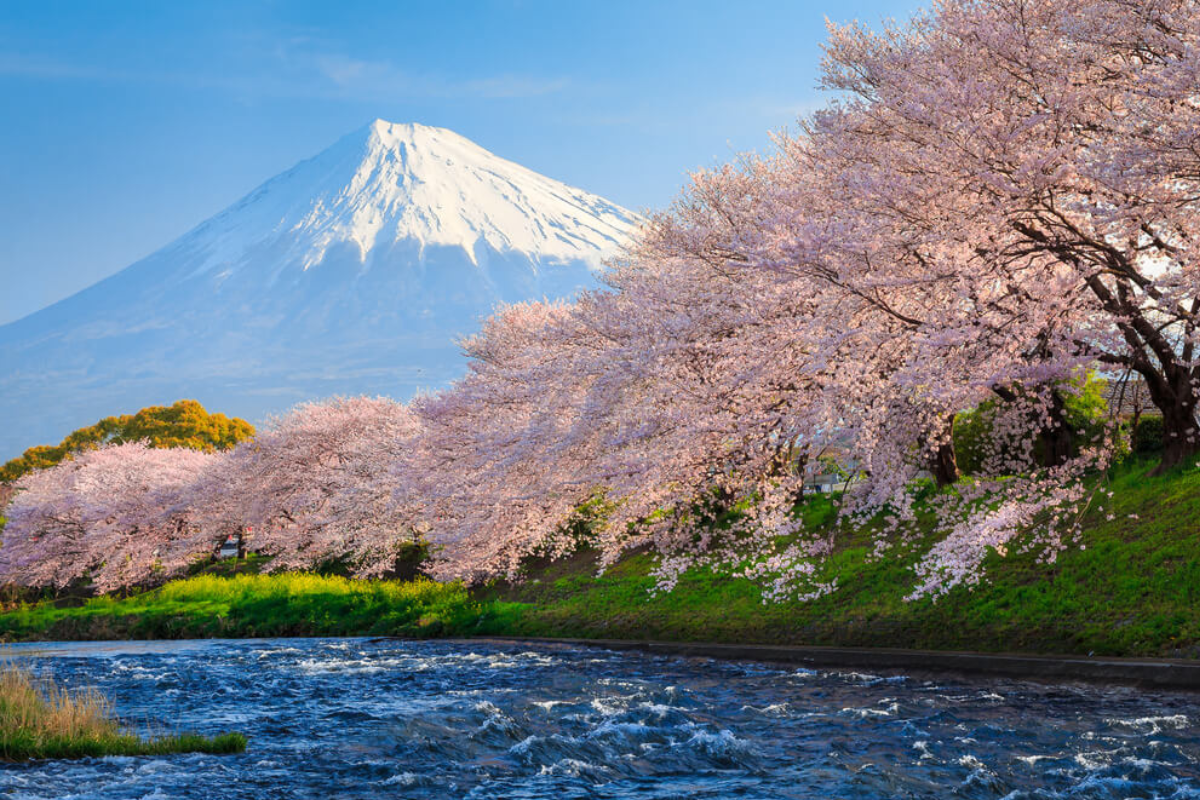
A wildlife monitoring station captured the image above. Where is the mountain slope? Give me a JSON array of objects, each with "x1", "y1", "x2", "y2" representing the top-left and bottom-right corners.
[{"x1": 0, "y1": 120, "x2": 640, "y2": 459}]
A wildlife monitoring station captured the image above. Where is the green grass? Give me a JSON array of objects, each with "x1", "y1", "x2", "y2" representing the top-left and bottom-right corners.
[
  {"x1": 0, "y1": 729, "x2": 248, "y2": 762},
  {"x1": 0, "y1": 459, "x2": 1197, "y2": 658},
  {"x1": 0, "y1": 663, "x2": 246, "y2": 761},
  {"x1": 0, "y1": 573, "x2": 512, "y2": 642}
]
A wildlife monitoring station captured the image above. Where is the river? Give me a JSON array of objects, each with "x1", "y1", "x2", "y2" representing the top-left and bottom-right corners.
[{"x1": 2, "y1": 638, "x2": 1198, "y2": 798}]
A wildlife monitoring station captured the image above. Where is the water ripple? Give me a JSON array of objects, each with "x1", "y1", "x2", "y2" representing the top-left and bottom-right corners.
[{"x1": 0, "y1": 638, "x2": 1197, "y2": 799}]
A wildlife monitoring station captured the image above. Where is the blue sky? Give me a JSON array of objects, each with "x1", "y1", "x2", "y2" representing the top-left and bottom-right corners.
[{"x1": 0, "y1": 0, "x2": 920, "y2": 325}]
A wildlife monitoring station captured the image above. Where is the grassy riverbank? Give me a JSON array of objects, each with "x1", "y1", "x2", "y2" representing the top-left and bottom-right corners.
[
  {"x1": 0, "y1": 574, "x2": 503, "y2": 641},
  {"x1": 0, "y1": 460, "x2": 1196, "y2": 658},
  {"x1": 0, "y1": 664, "x2": 245, "y2": 761},
  {"x1": 488, "y1": 459, "x2": 1200, "y2": 658}
]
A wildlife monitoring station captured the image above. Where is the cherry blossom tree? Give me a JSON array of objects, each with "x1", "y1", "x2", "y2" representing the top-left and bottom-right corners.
[
  {"x1": 416, "y1": 0, "x2": 1198, "y2": 597},
  {"x1": 196, "y1": 396, "x2": 421, "y2": 575},
  {"x1": 810, "y1": 0, "x2": 1200, "y2": 470},
  {"x1": 0, "y1": 399, "x2": 423, "y2": 590},
  {"x1": 0, "y1": 443, "x2": 216, "y2": 593},
  {"x1": 405, "y1": 234, "x2": 849, "y2": 594},
  {"x1": 7, "y1": 0, "x2": 1197, "y2": 605}
]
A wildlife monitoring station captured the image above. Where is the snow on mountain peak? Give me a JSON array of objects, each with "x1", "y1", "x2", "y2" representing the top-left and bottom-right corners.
[
  {"x1": 0, "y1": 120, "x2": 642, "y2": 461},
  {"x1": 186, "y1": 118, "x2": 640, "y2": 277}
]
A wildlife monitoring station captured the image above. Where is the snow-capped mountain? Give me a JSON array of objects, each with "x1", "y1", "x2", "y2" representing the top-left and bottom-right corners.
[{"x1": 0, "y1": 120, "x2": 640, "y2": 459}]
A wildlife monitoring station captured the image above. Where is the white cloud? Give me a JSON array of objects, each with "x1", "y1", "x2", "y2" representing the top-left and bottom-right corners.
[{"x1": 0, "y1": 42, "x2": 569, "y2": 102}]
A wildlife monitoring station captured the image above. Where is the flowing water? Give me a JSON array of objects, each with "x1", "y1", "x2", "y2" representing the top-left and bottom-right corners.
[{"x1": 2, "y1": 638, "x2": 1198, "y2": 799}]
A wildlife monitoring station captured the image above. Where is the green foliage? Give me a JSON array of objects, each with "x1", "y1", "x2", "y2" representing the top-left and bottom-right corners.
[
  {"x1": 0, "y1": 400, "x2": 255, "y2": 483},
  {"x1": 305, "y1": 543, "x2": 431, "y2": 582},
  {"x1": 1061, "y1": 373, "x2": 1108, "y2": 440},
  {"x1": 953, "y1": 373, "x2": 1112, "y2": 475},
  {"x1": 953, "y1": 400, "x2": 999, "y2": 476},
  {"x1": 814, "y1": 455, "x2": 850, "y2": 481},
  {"x1": 525, "y1": 494, "x2": 615, "y2": 562},
  {"x1": 1134, "y1": 416, "x2": 1165, "y2": 455}
]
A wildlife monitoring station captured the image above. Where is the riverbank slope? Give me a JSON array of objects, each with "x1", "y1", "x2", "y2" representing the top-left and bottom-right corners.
[
  {"x1": 0, "y1": 460, "x2": 1196, "y2": 658},
  {"x1": 486, "y1": 460, "x2": 1199, "y2": 658}
]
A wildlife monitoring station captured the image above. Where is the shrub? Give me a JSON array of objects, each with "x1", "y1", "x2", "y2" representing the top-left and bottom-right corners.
[
  {"x1": 1134, "y1": 416, "x2": 1165, "y2": 455},
  {"x1": 0, "y1": 663, "x2": 245, "y2": 761}
]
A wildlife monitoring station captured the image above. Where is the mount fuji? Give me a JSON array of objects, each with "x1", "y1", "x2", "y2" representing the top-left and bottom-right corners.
[{"x1": 0, "y1": 120, "x2": 641, "y2": 458}]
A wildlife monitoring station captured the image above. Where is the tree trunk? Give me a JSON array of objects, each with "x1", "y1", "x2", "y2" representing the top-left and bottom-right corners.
[
  {"x1": 1134, "y1": 369, "x2": 1200, "y2": 473},
  {"x1": 1157, "y1": 403, "x2": 1199, "y2": 472},
  {"x1": 992, "y1": 384, "x2": 1071, "y2": 470},
  {"x1": 930, "y1": 415, "x2": 959, "y2": 487},
  {"x1": 792, "y1": 453, "x2": 808, "y2": 504},
  {"x1": 1038, "y1": 390, "x2": 1073, "y2": 469}
]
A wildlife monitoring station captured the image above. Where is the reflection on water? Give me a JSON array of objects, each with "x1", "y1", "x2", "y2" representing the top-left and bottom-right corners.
[{"x1": 1, "y1": 638, "x2": 1197, "y2": 799}]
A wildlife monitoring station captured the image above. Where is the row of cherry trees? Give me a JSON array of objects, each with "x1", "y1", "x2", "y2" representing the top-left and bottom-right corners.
[{"x1": 3, "y1": 0, "x2": 1197, "y2": 598}]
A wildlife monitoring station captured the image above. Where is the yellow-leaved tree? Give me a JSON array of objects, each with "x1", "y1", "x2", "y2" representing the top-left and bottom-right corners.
[{"x1": 0, "y1": 400, "x2": 255, "y2": 483}]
